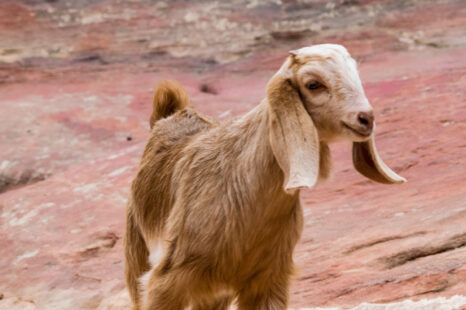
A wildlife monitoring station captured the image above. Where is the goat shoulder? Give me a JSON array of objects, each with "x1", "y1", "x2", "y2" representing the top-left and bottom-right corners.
[{"x1": 132, "y1": 107, "x2": 215, "y2": 240}]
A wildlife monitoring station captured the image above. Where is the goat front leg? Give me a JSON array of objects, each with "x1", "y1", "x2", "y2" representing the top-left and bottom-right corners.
[
  {"x1": 142, "y1": 268, "x2": 188, "y2": 310},
  {"x1": 236, "y1": 278, "x2": 289, "y2": 310},
  {"x1": 191, "y1": 296, "x2": 234, "y2": 310}
]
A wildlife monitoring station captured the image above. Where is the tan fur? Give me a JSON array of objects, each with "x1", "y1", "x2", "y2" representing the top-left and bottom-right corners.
[
  {"x1": 125, "y1": 44, "x2": 405, "y2": 310},
  {"x1": 149, "y1": 80, "x2": 190, "y2": 128}
]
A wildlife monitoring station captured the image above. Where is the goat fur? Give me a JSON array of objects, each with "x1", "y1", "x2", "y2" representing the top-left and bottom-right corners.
[{"x1": 124, "y1": 44, "x2": 405, "y2": 310}]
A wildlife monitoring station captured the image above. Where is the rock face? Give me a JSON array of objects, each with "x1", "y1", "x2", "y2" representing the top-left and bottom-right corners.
[{"x1": 0, "y1": 0, "x2": 465, "y2": 309}]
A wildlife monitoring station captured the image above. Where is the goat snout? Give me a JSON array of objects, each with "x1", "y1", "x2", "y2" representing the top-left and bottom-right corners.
[
  {"x1": 343, "y1": 110, "x2": 374, "y2": 138},
  {"x1": 357, "y1": 111, "x2": 374, "y2": 133}
]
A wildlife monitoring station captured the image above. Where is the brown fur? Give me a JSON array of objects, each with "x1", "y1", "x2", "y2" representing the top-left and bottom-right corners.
[
  {"x1": 125, "y1": 45, "x2": 405, "y2": 310},
  {"x1": 149, "y1": 80, "x2": 190, "y2": 129},
  {"x1": 126, "y1": 75, "x2": 309, "y2": 309}
]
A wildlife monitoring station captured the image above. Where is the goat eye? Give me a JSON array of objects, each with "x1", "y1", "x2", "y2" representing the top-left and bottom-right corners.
[{"x1": 306, "y1": 81, "x2": 322, "y2": 90}]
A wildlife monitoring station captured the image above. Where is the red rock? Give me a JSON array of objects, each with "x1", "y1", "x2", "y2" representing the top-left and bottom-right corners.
[
  {"x1": 0, "y1": 0, "x2": 465, "y2": 309},
  {"x1": 0, "y1": 3, "x2": 35, "y2": 29}
]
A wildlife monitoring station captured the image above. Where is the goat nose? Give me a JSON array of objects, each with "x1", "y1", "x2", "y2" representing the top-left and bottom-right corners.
[{"x1": 357, "y1": 111, "x2": 374, "y2": 131}]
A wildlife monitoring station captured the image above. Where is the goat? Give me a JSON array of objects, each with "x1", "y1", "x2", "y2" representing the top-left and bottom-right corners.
[{"x1": 124, "y1": 44, "x2": 406, "y2": 310}]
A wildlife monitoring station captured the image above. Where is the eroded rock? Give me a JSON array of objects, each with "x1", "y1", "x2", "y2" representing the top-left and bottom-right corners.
[{"x1": 0, "y1": 0, "x2": 465, "y2": 309}]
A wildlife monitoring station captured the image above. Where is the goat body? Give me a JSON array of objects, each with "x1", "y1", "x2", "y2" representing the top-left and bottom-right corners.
[
  {"x1": 125, "y1": 45, "x2": 406, "y2": 310},
  {"x1": 127, "y1": 81, "x2": 304, "y2": 309}
]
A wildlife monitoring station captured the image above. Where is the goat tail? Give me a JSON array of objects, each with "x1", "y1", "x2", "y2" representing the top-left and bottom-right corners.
[{"x1": 150, "y1": 80, "x2": 189, "y2": 128}]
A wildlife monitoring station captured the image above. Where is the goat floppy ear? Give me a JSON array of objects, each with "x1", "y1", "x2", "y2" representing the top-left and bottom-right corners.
[
  {"x1": 353, "y1": 135, "x2": 406, "y2": 184},
  {"x1": 267, "y1": 74, "x2": 320, "y2": 194}
]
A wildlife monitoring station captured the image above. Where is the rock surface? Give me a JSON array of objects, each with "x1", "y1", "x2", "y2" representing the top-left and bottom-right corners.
[{"x1": 0, "y1": 0, "x2": 465, "y2": 309}]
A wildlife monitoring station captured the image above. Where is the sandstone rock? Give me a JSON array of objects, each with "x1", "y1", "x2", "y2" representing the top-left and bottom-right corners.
[{"x1": 0, "y1": 0, "x2": 465, "y2": 309}]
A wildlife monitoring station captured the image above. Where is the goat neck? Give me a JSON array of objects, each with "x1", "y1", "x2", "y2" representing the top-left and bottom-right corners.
[{"x1": 223, "y1": 99, "x2": 300, "y2": 219}]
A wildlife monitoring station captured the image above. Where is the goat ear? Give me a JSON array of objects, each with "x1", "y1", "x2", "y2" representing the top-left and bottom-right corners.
[
  {"x1": 267, "y1": 74, "x2": 320, "y2": 194},
  {"x1": 352, "y1": 135, "x2": 406, "y2": 184}
]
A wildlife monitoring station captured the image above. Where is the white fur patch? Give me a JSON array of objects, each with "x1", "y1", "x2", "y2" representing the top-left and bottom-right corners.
[
  {"x1": 294, "y1": 44, "x2": 372, "y2": 113},
  {"x1": 138, "y1": 239, "x2": 165, "y2": 307},
  {"x1": 148, "y1": 239, "x2": 164, "y2": 267},
  {"x1": 138, "y1": 269, "x2": 152, "y2": 292}
]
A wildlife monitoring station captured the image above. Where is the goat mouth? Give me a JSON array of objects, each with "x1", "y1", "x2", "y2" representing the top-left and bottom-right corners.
[{"x1": 342, "y1": 122, "x2": 371, "y2": 138}]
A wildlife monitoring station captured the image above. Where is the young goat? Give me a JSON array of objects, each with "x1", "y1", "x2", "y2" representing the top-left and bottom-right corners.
[{"x1": 125, "y1": 44, "x2": 406, "y2": 310}]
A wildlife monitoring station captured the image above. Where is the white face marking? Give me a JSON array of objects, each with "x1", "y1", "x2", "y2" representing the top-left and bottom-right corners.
[
  {"x1": 296, "y1": 44, "x2": 368, "y2": 106},
  {"x1": 290, "y1": 44, "x2": 374, "y2": 142}
]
